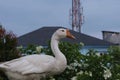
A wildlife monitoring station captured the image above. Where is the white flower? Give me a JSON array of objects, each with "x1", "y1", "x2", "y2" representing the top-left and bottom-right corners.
[
  {"x1": 77, "y1": 71, "x2": 83, "y2": 75},
  {"x1": 104, "y1": 69, "x2": 112, "y2": 80},
  {"x1": 27, "y1": 49, "x2": 32, "y2": 53},
  {"x1": 73, "y1": 60, "x2": 82, "y2": 67},
  {"x1": 36, "y1": 46, "x2": 43, "y2": 53},
  {"x1": 85, "y1": 71, "x2": 89, "y2": 75},
  {"x1": 67, "y1": 65, "x2": 73, "y2": 70},
  {"x1": 96, "y1": 52, "x2": 101, "y2": 57},
  {"x1": 71, "y1": 76, "x2": 77, "y2": 80},
  {"x1": 17, "y1": 45, "x2": 23, "y2": 49},
  {"x1": 80, "y1": 42, "x2": 84, "y2": 47},
  {"x1": 89, "y1": 72, "x2": 92, "y2": 77},
  {"x1": 49, "y1": 76, "x2": 55, "y2": 80},
  {"x1": 83, "y1": 63, "x2": 89, "y2": 67},
  {"x1": 102, "y1": 66, "x2": 112, "y2": 80},
  {"x1": 73, "y1": 62, "x2": 78, "y2": 67}
]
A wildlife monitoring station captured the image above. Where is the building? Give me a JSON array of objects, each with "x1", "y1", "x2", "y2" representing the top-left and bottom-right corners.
[
  {"x1": 102, "y1": 31, "x2": 120, "y2": 45},
  {"x1": 18, "y1": 27, "x2": 115, "y2": 54}
]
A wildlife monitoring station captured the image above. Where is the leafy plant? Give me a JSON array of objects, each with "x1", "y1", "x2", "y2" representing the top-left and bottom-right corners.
[
  {"x1": 76, "y1": 49, "x2": 112, "y2": 80},
  {"x1": 108, "y1": 46, "x2": 120, "y2": 80}
]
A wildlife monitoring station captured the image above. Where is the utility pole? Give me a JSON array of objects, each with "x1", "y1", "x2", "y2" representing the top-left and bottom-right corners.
[{"x1": 70, "y1": 0, "x2": 84, "y2": 33}]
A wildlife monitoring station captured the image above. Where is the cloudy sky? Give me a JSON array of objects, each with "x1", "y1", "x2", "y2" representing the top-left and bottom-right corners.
[{"x1": 0, "y1": 0, "x2": 120, "y2": 39}]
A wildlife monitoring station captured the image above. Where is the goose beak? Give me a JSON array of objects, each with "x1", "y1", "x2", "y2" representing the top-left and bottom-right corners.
[{"x1": 66, "y1": 29, "x2": 75, "y2": 39}]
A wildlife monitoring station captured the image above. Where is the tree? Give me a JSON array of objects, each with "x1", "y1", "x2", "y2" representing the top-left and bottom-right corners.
[{"x1": 0, "y1": 27, "x2": 20, "y2": 62}]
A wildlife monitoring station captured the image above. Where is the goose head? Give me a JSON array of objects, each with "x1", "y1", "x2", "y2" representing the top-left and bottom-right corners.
[{"x1": 53, "y1": 28, "x2": 75, "y2": 40}]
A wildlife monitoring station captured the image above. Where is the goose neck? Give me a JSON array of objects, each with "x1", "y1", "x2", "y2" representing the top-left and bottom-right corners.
[{"x1": 50, "y1": 35, "x2": 66, "y2": 61}]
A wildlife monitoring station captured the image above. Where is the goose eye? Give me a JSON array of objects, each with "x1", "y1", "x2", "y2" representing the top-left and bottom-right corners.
[{"x1": 61, "y1": 30, "x2": 65, "y2": 32}]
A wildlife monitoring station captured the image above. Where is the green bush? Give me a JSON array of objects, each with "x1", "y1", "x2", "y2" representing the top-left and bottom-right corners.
[
  {"x1": 43, "y1": 42, "x2": 120, "y2": 80},
  {"x1": 108, "y1": 46, "x2": 120, "y2": 80},
  {"x1": 76, "y1": 49, "x2": 112, "y2": 80}
]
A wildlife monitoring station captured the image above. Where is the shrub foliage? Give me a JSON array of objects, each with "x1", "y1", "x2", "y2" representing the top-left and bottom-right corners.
[{"x1": 43, "y1": 42, "x2": 120, "y2": 80}]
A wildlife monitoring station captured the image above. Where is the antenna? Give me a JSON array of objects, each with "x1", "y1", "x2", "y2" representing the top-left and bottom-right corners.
[{"x1": 70, "y1": 0, "x2": 84, "y2": 33}]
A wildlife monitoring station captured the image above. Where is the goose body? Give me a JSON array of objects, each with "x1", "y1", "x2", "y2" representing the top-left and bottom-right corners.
[{"x1": 0, "y1": 28, "x2": 75, "y2": 80}]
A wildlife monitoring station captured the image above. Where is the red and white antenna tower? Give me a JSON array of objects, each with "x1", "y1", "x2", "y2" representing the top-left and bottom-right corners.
[{"x1": 70, "y1": 0, "x2": 84, "y2": 33}]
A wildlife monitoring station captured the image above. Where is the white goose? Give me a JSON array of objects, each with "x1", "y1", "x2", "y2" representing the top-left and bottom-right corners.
[{"x1": 0, "y1": 28, "x2": 75, "y2": 80}]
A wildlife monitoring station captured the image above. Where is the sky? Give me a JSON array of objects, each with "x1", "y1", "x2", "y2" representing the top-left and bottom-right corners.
[{"x1": 0, "y1": 0, "x2": 120, "y2": 39}]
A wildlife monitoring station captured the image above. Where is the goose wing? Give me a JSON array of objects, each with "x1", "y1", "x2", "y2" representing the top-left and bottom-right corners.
[{"x1": 0, "y1": 54, "x2": 56, "y2": 75}]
